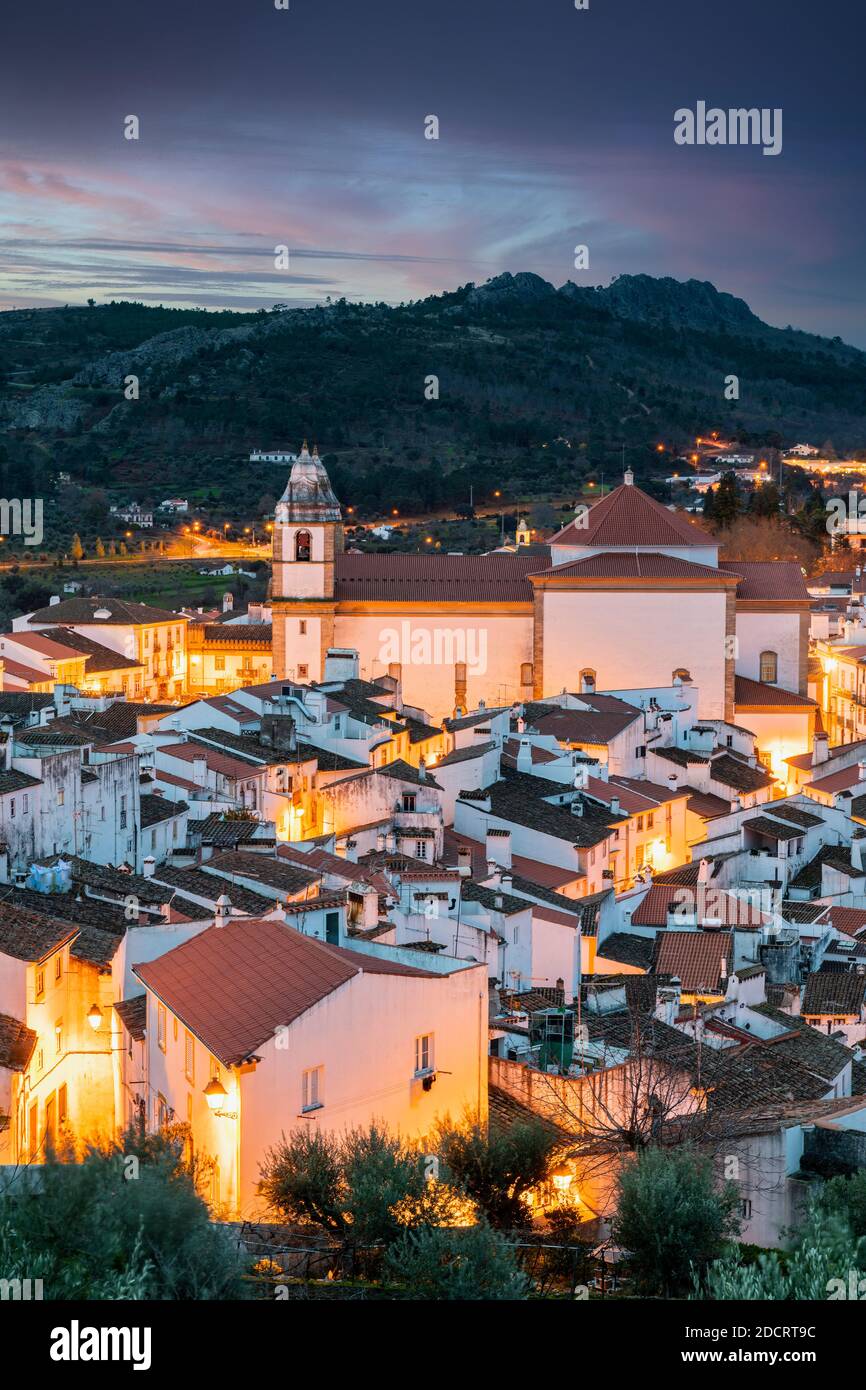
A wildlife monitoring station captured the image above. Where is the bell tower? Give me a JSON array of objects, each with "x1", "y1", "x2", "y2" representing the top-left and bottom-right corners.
[{"x1": 271, "y1": 443, "x2": 342, "y2": 683}]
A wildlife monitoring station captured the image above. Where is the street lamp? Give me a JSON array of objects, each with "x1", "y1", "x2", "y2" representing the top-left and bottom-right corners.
[
  {"x1": 87, "y1": 1004, "x2": 103, "y2": 1031},
  {"x1": 204, "y1": 1078, "x2": 228, "y2": 1112}
]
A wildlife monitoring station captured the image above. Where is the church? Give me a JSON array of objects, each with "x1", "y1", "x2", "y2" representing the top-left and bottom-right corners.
[{"x1": 270, "y1": 446, "x2": 814, "y2": 751}]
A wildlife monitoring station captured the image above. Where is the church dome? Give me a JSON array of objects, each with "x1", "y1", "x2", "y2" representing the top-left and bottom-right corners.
[{"x1": 275, "y1": 443, "x2": 342, "y2": 524}]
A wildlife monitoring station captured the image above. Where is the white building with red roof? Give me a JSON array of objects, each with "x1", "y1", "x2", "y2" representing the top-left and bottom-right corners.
[
  {"x1": 271, "y1": 455, "x2": 813, "y2": 744},
  {"x1": 132, "y1": 921, "x2": 487, "y2": 1217}
]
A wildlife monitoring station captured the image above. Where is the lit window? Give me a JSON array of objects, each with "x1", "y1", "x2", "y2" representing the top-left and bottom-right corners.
[
  {"x1": 57, "y1": 789, "x2": 64, "y2": 807},
  {"x1": 35, "y1": 969, "x2": 45, "y2": 998},
  {"x1": 415, "y1": 1033, "x2": 434, "y2": 1076},
  {"x1": 759, "y1": 651, "x2": 778, "y2": 684},
  {"x1": 302, "y1": 1065, "x2": 324, "y2": 1112}
]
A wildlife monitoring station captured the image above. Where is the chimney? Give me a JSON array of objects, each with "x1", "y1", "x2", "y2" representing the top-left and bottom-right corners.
[
  {"x1": 192, "y1": 754, "x2": 208, "y2": 787},
  {"x1": 501, "y1": 873, "x2": 513, "y2": 894},
  {"x1": 418, "y1": 757, "x2": 427, "y2": 782},
  {"x1": 573, "y1": 765, "x2": 589, "y2": 791},
  {"x1": 456, "y1": 846, "x2": 472, "y2": 877},
  {"x1": 142, "y1": 856, "x2": 155, "y2": 880},
  {"x1": 858, "y1": 761, "x2": 866, "y2": 783},
  {"x1": 571, "y1": 796, "x2": 584, "y2": 817},
  {"x1": 454, "y1": 662, "x2": 467, "y2": 715},
  {"x1": 388, "y1": 662, "x2": 402, "y2": 683},
  {"x1": 376, "y1": 832, "x2": 385, "y2": 852},
  {"x1": 852, "y1": 838, "x2": 864, "y2": 873},
  {"x1": 487, "y1": 859, "x2": 501, "y2": 883},
  {"x1": 385, "y1": 830, "x2": 396, "y2": 853},
  {"x1": 580, "y1": 673, "x2": 595, "y2": 694},
  {"x1": 214, "y1": 894, "x2": 232, "y2": 927},
  {"x1": 49, "y1": 594, "x2": 61, "y2": 606},
  {"x1": 222, "y1": 591, "x2": 234, "y2": 613},
  {"x1": 609, "y1": 795, "x2": 621, "y2": 817},
  {"x1": 667, "y1": 772, "x2": 680, "y2": 793},
  {"x1": 812, "y1": 732, "x2": 830, "y2": 767},
  {"x1": 0, "y1": 718, "x2": 13, "y2": 773},
  {"x1": 486, "y1": 828, "x2": 512, "y2": 869}
]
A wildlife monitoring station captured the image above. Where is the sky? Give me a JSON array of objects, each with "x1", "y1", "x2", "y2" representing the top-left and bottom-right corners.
[{"x1": 1, "y1": 0, "x2": 864, "y2": 341}]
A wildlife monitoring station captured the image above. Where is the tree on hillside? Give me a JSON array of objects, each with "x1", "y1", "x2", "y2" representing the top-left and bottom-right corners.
[
  {"x1": 70, "y1": 533, "x2": 84, "y2": 561},
  {"x1": 707, "y1": 472, "x2": 740, "y2": 528}
]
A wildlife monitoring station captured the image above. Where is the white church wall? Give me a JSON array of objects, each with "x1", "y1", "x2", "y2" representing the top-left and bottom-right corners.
[
  {"x1": 333, "y1": 612, "x2": 533, "y2": 723},
  {"x1": 540, "y1": 590, "x2": 728, "y2": 719},
  {"x1": 735, "y1": 611, "x2": 802, "y2": 693}
]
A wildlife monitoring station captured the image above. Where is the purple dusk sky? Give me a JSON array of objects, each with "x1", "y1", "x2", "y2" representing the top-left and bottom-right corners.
[{"x1": 1, "y1": 0, "x2": 864, "y2": 341}]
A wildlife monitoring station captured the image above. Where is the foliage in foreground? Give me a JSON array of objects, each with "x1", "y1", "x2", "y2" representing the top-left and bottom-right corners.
[
  {"x1": 0, "y1": 1128, "x2": 248, "y2": 1300},
  {"x1": 700, "y1": 1209, "x2": 866, "y2": 1300},
  {"x1": 259, "y1": 1123, "x2": 472, "y2": 1246},
  {"x1": 385, "y1": 1223, "x2": 528, "y2": 1300},
  {"x1": 612, "y1": 1147, "x2": 741, "y2": 1298}
]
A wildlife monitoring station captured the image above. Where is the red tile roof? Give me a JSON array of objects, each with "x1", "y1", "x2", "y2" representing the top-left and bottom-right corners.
[
  {"x1": 134, "y1": 921, "x2": 436, "y2": 1065},
  {"x1": 721, "y1": 561, "x2": 811, "y2": 602},
  {"x1": 807, "y1": 763, "x2": 866, "y2": 795},
  {"x1": 333, "y1": 551, "x2": 545, "y2": 603},
  {"x1": 734, "y1": 675, "x2": 816, "y2": 708},
  {"x1": 531, "y1": 552, "x2": 732, "y2": 583},
  {"x1": 653, "y1": 929, "x2": 734, "y2": 992},
  {"x1": 550, "y1": 484, "x2": 712, "y2": 548},
  {"x1": 159, "y1": 742, "x2": 264, "y2": 780},
  {"x1": 631, "y1": 885, "x2": 767, "y2": 928}
]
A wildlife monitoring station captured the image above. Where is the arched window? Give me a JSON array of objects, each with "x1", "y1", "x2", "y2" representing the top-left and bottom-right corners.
[
  {"x1": 579, "y1": 668, "x2": 596, "y2": 693},
  {"x1": 295, "y1": 530, "x2": 312, "y2": 562},
  {"x1": 759, "y1": 650, "x2": 778, "y2": 684}
]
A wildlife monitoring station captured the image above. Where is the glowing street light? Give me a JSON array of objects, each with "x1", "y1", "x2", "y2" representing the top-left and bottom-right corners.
[
  {"x1": 204, "y1": 1078, "x2": 228, "y2": 1113},
  {"x1": 87, "y1": 1004, "x2": 103, "y2": 1031}
]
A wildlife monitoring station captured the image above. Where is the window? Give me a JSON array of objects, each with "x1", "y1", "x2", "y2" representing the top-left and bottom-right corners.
[
  {"x1": 647, "y1": 813, "x2": 654, "y2": 829},
  {"x1": 402, "y1": 793, "x2": 416, "y2": 812},
  {"x1": 415, "y1": 1033, "x2": 434, "y2": 1076},
  {"x1": 520, "y1": 661, "x2": 533, "y2": 687},
  {"x1": 57, "y1": 789, "x2": 64, "y2": 807},
  {"x1": 157, "y1": 1002, "x2": 167, "y2": 1052},
  {"x1": 55, "y1": 1020, "x2": 62, "y2": 1055},
  {"x1": 9, "y1": 798, "x2": 13, "y2": 819},
  {"x1": 184, "y1": 1030, "x2": 195, "y2": 1084},
  {"x1": 23, "y1": 794, "x2": 28, "y2": 814},
  {"x1": 636, "y1": 815, "x2": 644, "y2": 832},
  {"x1": 299, "y1": 620, "x2": 307, "y2": 636},
  {"x1": 759, "y1": 650, "x2": 778, "y2": 684},
  {"x1": 297, "y1": 664, "x2": 308, "y2": 680},
  {"x1": 740, "y1": 1198, "x2": 752, "y2": 1221},
  {"x1": 415, "y1": 839, "x2": 428, "y2": 860},
  {"x1": 215, "y1": 656, "x2": 225, "y2": 672},
  {"x1": 302, "y1": 1065, "x2": 324, "y2": 1112},
  {"x1": 54, "y1": 953, "x2": 62, "y2": 980},
  {"x1": 157, "y1": 1093, "x2": 169, "y2": 1128},
  {"x1": 295, "y1": 530, "x2": 312, "y2": 562},
  {"x1": 120, "y1": 795, "x2": 127, "y2": 830},
  {"x1": 35, "y1": 968, "x2": 45, "y2": 998}
]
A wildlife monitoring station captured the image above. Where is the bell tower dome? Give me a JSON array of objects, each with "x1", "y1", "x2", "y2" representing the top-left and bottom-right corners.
[{"x1": 271, "y1": 443, "x2": 341, "y2": 683}]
